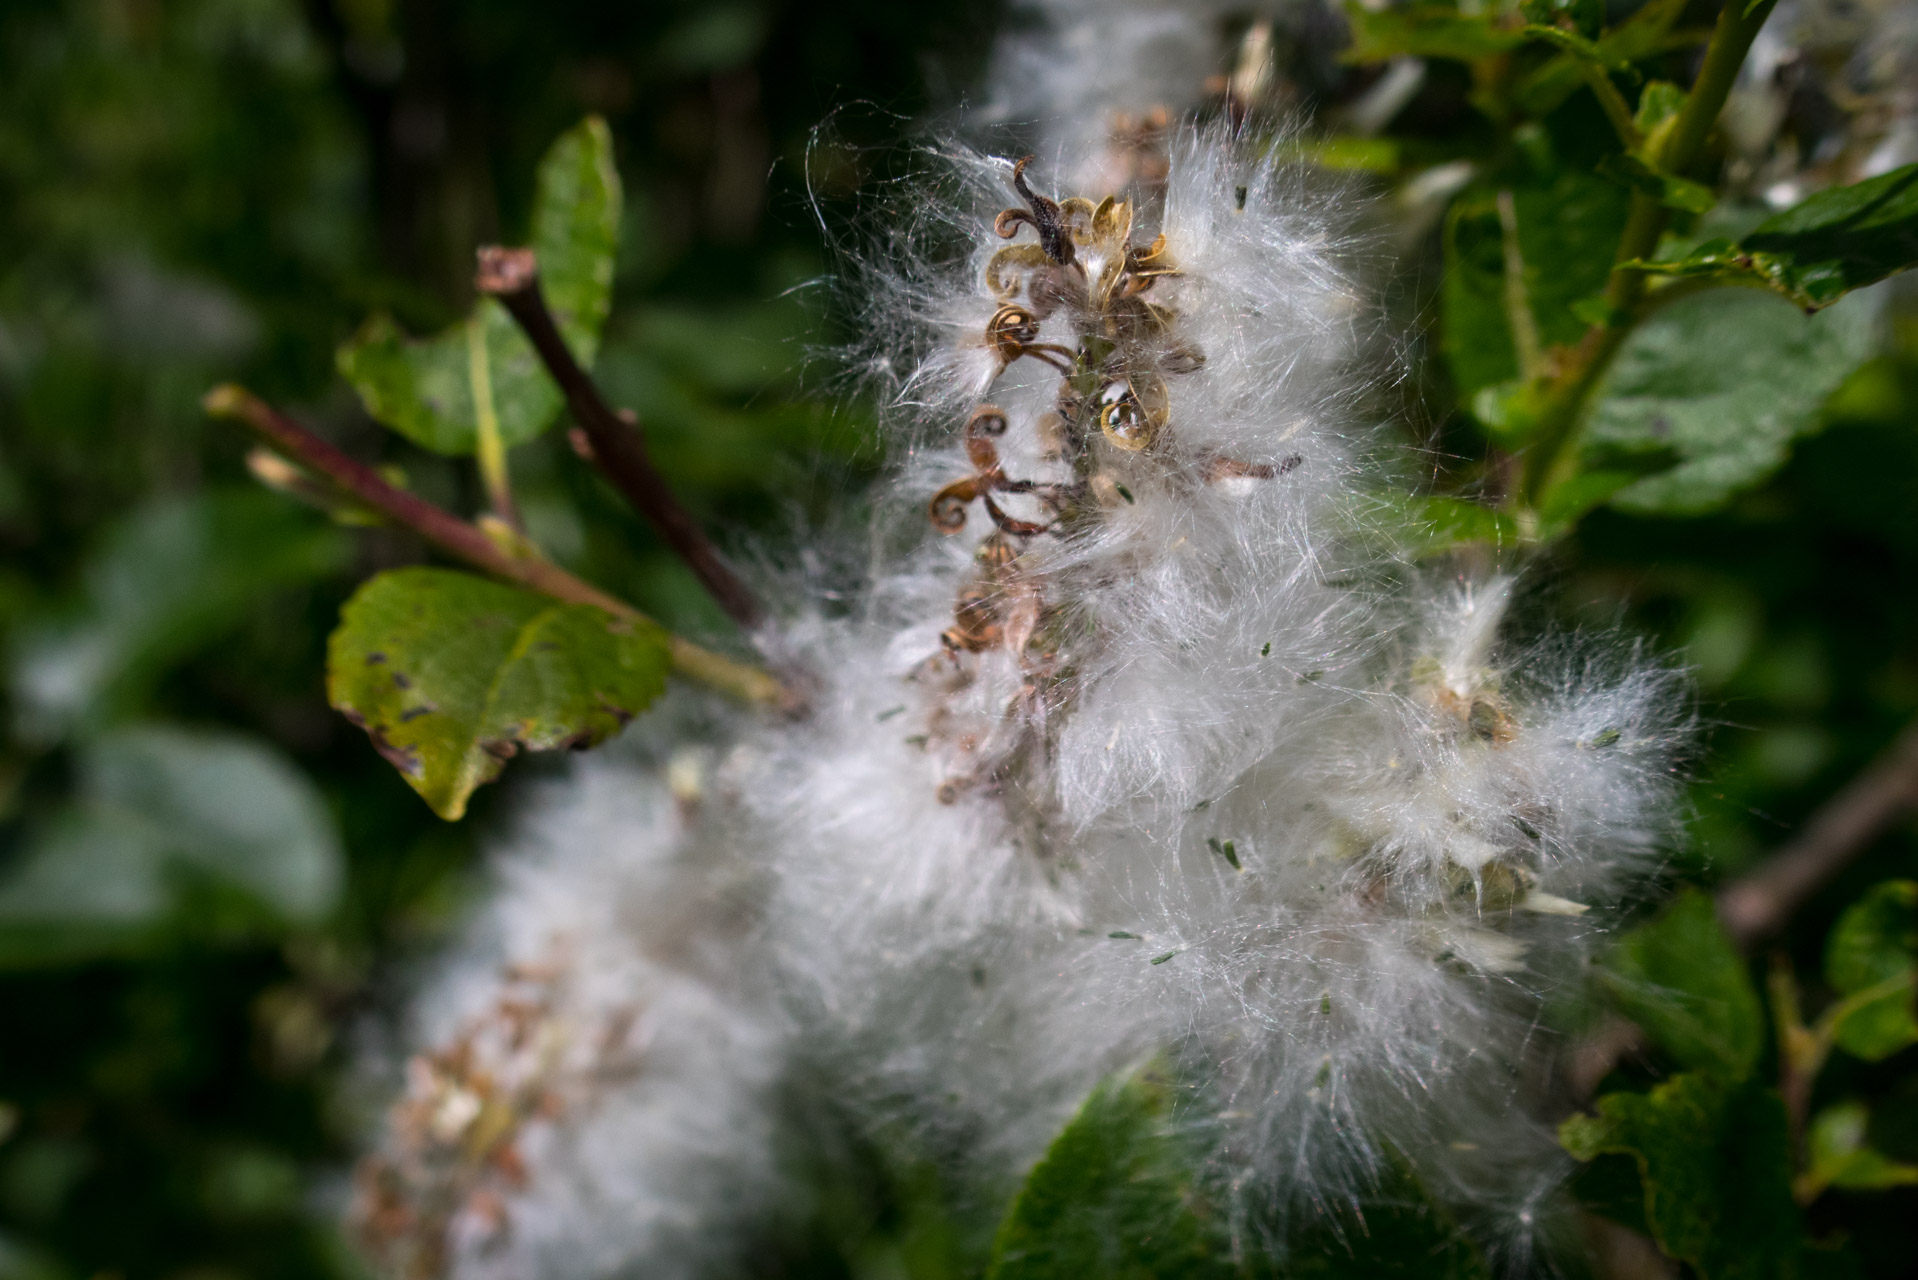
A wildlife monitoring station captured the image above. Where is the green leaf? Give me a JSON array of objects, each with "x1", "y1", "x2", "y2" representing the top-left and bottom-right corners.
[
  {"x1": 987, "y1": 1067, "x2": 1487, "y2": 1278},
  {"x1": 985, "y1": 1065, "x2": 1233, "y2": 1280},
  {"x1": 6, "y1": 490, "x2": 348, "y2": 744},
  {"x1": 1805, "y1": 1102, "x2": 1918, "y2": 1194},
  {"x1": 1280, "y1": 1167, "x2": 1491, "y2": 1278},
  {"x1": 0, "y1": 725, "x2": 343, "y2": 966},
  {"x1": 1343, "y1": 5, "x2": 1527, "y2": 63},
  {"x1": 1513, "y1": 0, "x2": 1693, "y2": 115},
  {"x1": 1519, "y1": 23, "x2": 1637, "y2": 77},
  {"x1": 336, "y1": 117, "x2": 622, "y2": 454},
  {"x1": 1633, "y1": 80, "x2": 1687, "y2": 136},
  {"x1": 1402, "y1": 495, "x2": 1523, "y2": 556},
  {"x1": 1561, "y1": 1073, "x2": 1807, "y2": 1279},
  {"x1": 1603, "y1": 889, "x2": 1763, "y2": 1077},
  {"x1": 1582, "y1": 287, "x2": 1877, "y2": 515},
  {"x1": 1823, "y1": 880, "x2": 1918, "y2": 1061},
  {"x1": 327, "y1": 568, "x2": 669, "y2": 820},
  {"x1": 1443, "y1": 172, "x2": 1630, "y2": 402},
  {"x1": 1628, "y1": 164, "x2": 1918, "y2": 310},
  {"x1": 1597, "y1": 153, "x2": 1715, "y2": 213},
  {"x1": 1534, "y1": 468, "x2": 1644, "y2": 535},
  {"x1": 1520, "y1": 0, "x2": 1602, "y2": 38}
]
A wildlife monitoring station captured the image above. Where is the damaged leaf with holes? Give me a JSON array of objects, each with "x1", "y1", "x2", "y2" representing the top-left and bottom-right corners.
[{"x1": 327, "y1": 568, "x2": 670, "y2": 819}]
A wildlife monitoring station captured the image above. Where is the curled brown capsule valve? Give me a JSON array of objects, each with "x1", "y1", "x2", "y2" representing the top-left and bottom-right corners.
[
  {"x1": 930, "y1": 407, "x2": 1009, "y2": 533},
  {"x1": 1095, "y1": 374, "x2": 1169, "y2": 451},
  {"x1": 986, "y1": 305, "x2": 1076, "y2": 375},
  {"x1": 987, "y1": 304, "x2": 1040, "y2": 352},
  {"x1": 966, "y1": 404, "x2": 1009, "y2": 466}
]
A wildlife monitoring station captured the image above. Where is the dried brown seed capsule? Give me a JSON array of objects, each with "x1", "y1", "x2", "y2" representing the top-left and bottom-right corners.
[{"x1": 1096, "y1": 374, "x2": 1169, "y2": 451}]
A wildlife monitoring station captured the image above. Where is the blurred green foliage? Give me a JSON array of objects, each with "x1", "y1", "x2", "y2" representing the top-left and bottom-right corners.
[{"x1": 0, "y1": 0, "x2": 989, "y2": 1275}]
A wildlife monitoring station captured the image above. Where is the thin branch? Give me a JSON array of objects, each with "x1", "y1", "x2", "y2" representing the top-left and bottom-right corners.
[
  {"x1": 203, "y1": 384, "x2": 789, "y2": 709},
  {"x1": 1719, "y1": 720, "x2": 1918, "y2": 949},
  {"x1": 1565, "y1": 717, "x2": 1918, "y2": 1098},
  {"x1": 474, "y1": 247, "x2": 765, "y2": 631}
]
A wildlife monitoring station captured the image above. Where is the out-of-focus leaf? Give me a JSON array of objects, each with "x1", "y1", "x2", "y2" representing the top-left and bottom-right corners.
[
  {"x1": 1603, "y1": 890, "x2": 1763, "y2": 1077},
  {"x1": 1804, "y1": 1102, "x2": 1918, "y2": 1196},
  {"x1": 1402, "y1": 495, "x2": 1523, "y2": 556},
  {"x1": 1597, "y1": 153, "x2": 1715, "y2": 212},
  {"x1": 1280, "y1": 1168, "x2": 1491, "y2": 1278},
  {"x1": 1343, "y1": 5, "x2": 1527, "y2": 63},
  {"x1": 1633, "y1": 80, "x2": 1687, "y2": 150},
  {"x1": 1824, "y1": 880, "x2": 1918, "y2": 1061},
  {"x1": 1514, "y1": 0, "x2": 1693, "y2": 114},
  {"x1": 6, "y1": 490, "x2": 347, "y2": 744},
  {"x1": 327, "y1": 568, "x2": 669, "y2": 820},
  {"x1": 1282, "y1": 136, "x2": 1403, "y2": 175},
  {"x1": 1627, "y1": 164, "x2": 1918, "y2": 310},
  {"x1": 1520, "y1": 0, "x2": 1602, "y2": 39},
  {"x1": 1444, "y1": 172, "x2": 1630, "y2": 402},
  {"x1": 0, "y1": 725, "x2": 343, "y2": 966},
  {"x1": 336, "y1": 117, "x2": 622, "y2": 454},
  {"x1": 1520, "y1": 23, "x2": 1636, "y2": 76},
  {"x1": 985, "y1": 1065, "x2": 1232, "y2": 1280},
  {"x1": 1537, "y1": 437, "x2": 1681, "y2": 534},
  {"x1": 1581, "y1": 288, "x2": 1876, "y2": 515},
  {"x1": 986, "y1": 1065, "x2": 1487, "y2": 1278},
  {"x1": 1561, "y1": 1073, "x2": 1807, "y2": 1279}
]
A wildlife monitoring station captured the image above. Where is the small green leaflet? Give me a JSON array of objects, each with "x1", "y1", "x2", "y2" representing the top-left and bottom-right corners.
[
  {"x1": 1802, "y1": 1102, "x2": 1918, "y2": 1196},
  {"x1": 327, "y1": 568, "x2": 669, "y2": 820},
  {"x1": 1601, "y1": 889, "x2": 1763, "y2": 1078},
  {"x1": 1561, "y1": 1073, "x2": 1810, "y2": 1280},
  {"x1": 336, "y1": 117, "x2": 622, "y2": 455},
  {"x1": 1823, "y1": 880, "x2": 1918, "y2": 1061},
  {"x1": 1628, "y1": 163, "x2": 1918, "y2": 311}
]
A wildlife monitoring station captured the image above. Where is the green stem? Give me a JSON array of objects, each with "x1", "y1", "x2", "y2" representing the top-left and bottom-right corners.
[
  {"x1": 204, "y1": 384, "x2": 792, "y2": 710},
  {"x1": 1519, "y1": 0, "x2": 1781, "y2": 506},
  {"x1": 1578, "y1": 61, "x2": 1640, "y2": 151}
]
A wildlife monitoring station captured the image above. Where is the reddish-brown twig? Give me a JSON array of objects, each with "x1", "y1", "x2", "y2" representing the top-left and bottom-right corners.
[{"x1": 474, "y1": 246, "x2": 764, "y2": 631}]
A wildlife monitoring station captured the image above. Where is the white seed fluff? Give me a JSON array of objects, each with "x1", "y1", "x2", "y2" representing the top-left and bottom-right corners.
[{"x1": 358, "y1": 14, "x2": 1694, "y2": 1276}]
